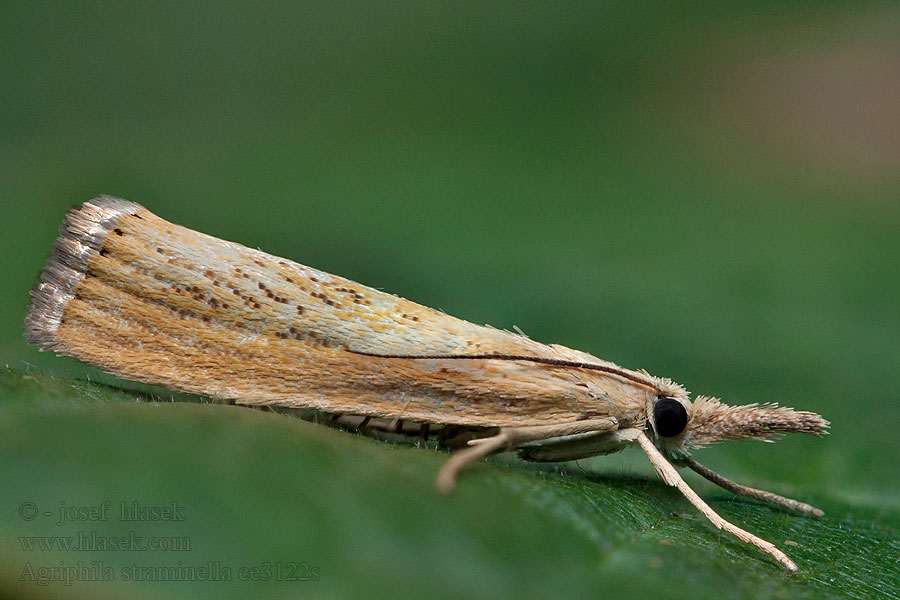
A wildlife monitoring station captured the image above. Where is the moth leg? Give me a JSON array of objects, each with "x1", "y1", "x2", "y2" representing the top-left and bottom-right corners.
[
  {"x1": 436, "y1": 430, "x2": 515, "y2": 493},
  {"x1": 328, "y1": 414, "x2": 376, "y2": 434},
  {"x1": 679, "y1": 455, "x2": 824, "y2": 517},
  {"x1": 467, "y1": 418, "x2": 618, "y2": 445},
  {"x1": 635, "y1": 431, "x2": 798, "y2": 572},
  {"x1": 519, "y1": 429, "x2": 642, "y2": 462},
  {"x1": 436, "y1": 418, "x2": 618, "y2": 494},
  {"x1": 418, "y1": 423, "x2": 430, "y2": 446}
]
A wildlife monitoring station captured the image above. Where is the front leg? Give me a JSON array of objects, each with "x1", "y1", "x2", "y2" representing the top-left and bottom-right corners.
[{"x1": 678, "y1": 455, "x2": 824, "y2": 517}]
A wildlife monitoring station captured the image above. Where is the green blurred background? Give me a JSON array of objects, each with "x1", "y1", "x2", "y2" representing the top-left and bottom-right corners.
[{"x1": 1, "y1": 2, "x2": 898, "y2": 599}]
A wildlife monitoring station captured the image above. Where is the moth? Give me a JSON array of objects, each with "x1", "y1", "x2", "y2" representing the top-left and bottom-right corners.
[{"x1": 26, "y1": 197, "x2": 828, "y2": 571}]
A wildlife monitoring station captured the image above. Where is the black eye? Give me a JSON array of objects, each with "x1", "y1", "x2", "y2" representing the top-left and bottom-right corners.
[{"x1": 654, "y1": 397, "x2": 688, "y2": 437}]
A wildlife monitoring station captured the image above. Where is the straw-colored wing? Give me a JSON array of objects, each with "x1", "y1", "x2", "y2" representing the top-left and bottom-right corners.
[{"x1": 25, "y1": 197, "x2": 675, "y2": 427}]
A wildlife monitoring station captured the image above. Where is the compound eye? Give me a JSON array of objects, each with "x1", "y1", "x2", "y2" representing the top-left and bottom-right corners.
[{"x1": 653, "y1": 397, "x2": 688, "y2": 437}]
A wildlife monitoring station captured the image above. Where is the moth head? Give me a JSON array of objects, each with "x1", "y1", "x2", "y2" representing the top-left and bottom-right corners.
[{"x1": 649, "y1": 394, "x2": 829, "y2": 456}]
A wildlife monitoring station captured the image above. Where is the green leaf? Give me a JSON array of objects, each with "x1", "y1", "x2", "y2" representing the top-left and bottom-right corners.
[{"x1": 1, "y1": 369, "x2": 896, "y2": 600}]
